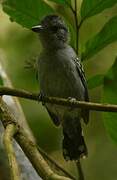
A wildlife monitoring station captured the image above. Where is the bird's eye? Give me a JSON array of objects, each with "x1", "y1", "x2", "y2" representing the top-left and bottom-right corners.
[{"x1": 51, "y1": 26, "x2": 59, "y2": 33}]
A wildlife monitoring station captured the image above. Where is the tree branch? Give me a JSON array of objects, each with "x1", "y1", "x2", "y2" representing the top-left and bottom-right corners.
[
  {"x1": 16, "y1": 128, "x2": 71, "y2": 180},
  {"x1": 3, "y1": 124, "x2": 20, "y2": 180},
  {"x1": 0, "y1": 98, "x2": 73, "y2": 180},
  {"x1": 0, "y1": 87, "x2": 117, "y2": 112},
  {"x1": 0, "y1": 86, "x2": 117, "y2": 179}
]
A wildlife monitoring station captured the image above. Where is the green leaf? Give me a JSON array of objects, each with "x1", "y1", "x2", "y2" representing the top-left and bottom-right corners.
[
  {"x1": 81, "y1": 16, "x2": 117, "y2": 61},
  {"x1": 103, "y1": 58, "x2": 117, "y2": 143},
  {"x1": 2, "y1": 0, "x2": 54, "y2": 28},
  {"x1": 48, "y1": 0, "x2": 70, "y2": 6},
  {"x1": 87, "y1": 74, "x2": 104, "y2": 89},
  {"x1": 81, "y1": 0, "x2": 117, "y2": 21}
]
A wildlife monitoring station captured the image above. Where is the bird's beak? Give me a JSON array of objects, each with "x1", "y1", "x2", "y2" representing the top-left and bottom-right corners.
[{"x1": 31, "y1": 25, "x2": 44, "y2": 33}]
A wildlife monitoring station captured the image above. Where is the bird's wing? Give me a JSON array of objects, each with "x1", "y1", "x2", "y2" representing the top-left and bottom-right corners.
[
  {"x1": 46, "y1": 107, "x2": 61, "y2": 126},
  {"x1": 73, "y1": 57, "x2": 89, "y2": 124}
]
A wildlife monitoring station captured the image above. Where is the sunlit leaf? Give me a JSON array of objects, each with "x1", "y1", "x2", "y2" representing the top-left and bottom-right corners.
[
  {"x1": 103, "y1": 58, "x2": 117, "y2": 143},
  {"x1": 87, "y1": 74, "x2": 104, "y2": 89},
  {"x1": 81, "y1": 16, "x2": 117, "y2": 61},
  {"x1": 81, "y1": 0, "x2": 117, "y2": 21},
  {"x1": 2, "y1": 0, "x2": 54, "y2": 28}
]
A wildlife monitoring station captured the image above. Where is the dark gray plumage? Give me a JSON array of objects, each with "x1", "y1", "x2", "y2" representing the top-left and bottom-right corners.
[{"x1": 32, "y1": 15, "x2": 89, "y2": 160}]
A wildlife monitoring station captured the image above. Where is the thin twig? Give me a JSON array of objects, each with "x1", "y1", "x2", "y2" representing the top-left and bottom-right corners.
[
  {"x1": 3, "y1": 124, "x2": 20, "y2": 180},
  {"x1": 73, "y1": 1, "x2": 85, "y2": 178},
  {"x1": 76, "y1": 161, "x2": 84, "y2": 180},
  {"x1": 38, "y1": 146, "x2": 76, "y2": 180},
  {"x1": 78, "y1": 19, "x2": 84, "y2": 30},
  {"x1": 65, "y1": 0, "x2": 75, "y2": 13},
  {"x1": 0, "y1": 87, "x2": 117, "y2": 112},
  {"x1": 74, "y1": 0, "x2": 79, "y2": 54}
]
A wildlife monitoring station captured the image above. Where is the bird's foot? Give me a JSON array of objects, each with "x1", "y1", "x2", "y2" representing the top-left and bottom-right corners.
[
  {"x1": 38, "y1": 92, "x2": 45, "y2": 106},
  {"x1": 68, "y1": 97, "x2": 76, "y2": 103},
  {"x1": 67, "y1": 97, "x2": 76, "y2": 110}
]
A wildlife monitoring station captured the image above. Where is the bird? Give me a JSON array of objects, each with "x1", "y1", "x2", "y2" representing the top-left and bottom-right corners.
[{"x1": 31, "y1": 15, "x2": 89, "y2": 161}]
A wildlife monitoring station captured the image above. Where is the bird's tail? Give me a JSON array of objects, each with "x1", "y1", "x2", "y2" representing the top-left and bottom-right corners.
[{"x1": 62, "y1": 117, "x2": 87, "y2": 161}]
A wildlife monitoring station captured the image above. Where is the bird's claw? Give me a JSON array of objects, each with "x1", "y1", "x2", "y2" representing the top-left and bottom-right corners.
[
  {"x1": 68, "y1": 97, "x2": 76, "y2": 103},
  {"x1": 67, "y1": 97, "x2": 76, "y2": 110},
  {"x1": 38, "y1": 92, "x2": 45, "y2": 106}
]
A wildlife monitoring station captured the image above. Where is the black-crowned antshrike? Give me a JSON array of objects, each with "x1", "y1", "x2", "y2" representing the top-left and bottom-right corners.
[{"x1": 32, "y1": 15, "x2": 89, "y2": 160}]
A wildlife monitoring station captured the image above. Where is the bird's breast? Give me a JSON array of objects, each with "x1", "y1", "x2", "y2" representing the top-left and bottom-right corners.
[{"x1": 38, "y1": 52, "x2": 84, "y2": 99}]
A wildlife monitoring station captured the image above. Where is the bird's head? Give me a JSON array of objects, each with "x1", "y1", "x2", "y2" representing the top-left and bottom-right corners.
[{"x1": 32, "y1": 15, "x2": 69, "y2": 49}]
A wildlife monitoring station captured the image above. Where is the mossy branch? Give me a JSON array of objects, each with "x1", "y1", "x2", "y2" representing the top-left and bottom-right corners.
[
  {"x1": 3, "y1": 124, "x2": 20, "y2": 180},
  {"x1": 0, "y1": 97, "x2": 73, "y2": 180},
  {"x1": 0, "y1": 86, "x2": 117, "y2": 180}
]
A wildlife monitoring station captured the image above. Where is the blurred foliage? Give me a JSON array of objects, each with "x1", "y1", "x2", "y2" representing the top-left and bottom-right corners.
[
  {"x1": 103, "y1": 58, "x2": 117, "y2": 142},
  {"x1": 87, "y1": 74, "x2": 104, "y2": 89},
  {"x1": 0, "y1": 0, "x2": 117, "y2": 179},
  {"x1": 80, "y1": 0, "x2": 117, "y2": 21},
  {"x1": 81, "y1": 16, "x2": 117, "y2": 60}
]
